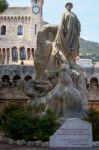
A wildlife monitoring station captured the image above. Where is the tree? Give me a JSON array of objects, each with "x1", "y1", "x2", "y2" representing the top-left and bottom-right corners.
[{"x1": 0, "y1": 0, "x2": 8, "y2": 13}]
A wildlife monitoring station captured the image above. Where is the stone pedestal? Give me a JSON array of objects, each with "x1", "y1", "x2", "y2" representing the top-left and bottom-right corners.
[{"x1": 50, "y1": 118, "x2": 93, "y2": 148}]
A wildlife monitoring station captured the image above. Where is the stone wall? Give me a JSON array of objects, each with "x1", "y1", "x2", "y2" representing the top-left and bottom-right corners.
[
  {"x1": 84, "y1": 67, "x2": 99, "y2": 110},
  {"x1": 0, "y1": 65, "x2": 35, "y2": 81},
  {"x1": 0, "y1": 65, "x2": 99, "y2": 110},
  {"x1": 0, "y1": 65, "x2": 35, "y2": 109}
]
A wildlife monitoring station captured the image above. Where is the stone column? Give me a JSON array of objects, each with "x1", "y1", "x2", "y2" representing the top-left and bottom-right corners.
[
  {"x1": 30, "y1": 48, "x2": 33, "y2": 61},
  {"x1": 18, "y1": 48, "x2": 20, "y2": 62},
  {"x1": 4, "y1": 48, "x2": 7, "y2": 64},
  {"x1": 0, "y1": 49, "x2": 2, "y2": 64},
  {"x1": 27, "y1": 48, "x2": 31, "y2": 60},
  {"x1": 87, "y1": 81, "x2": 91, "y2": 89},
  {"x1": 9, "y1": 48, "x2": 12, "y2": 64},
  {"x1": 7, "y1": 48, "x2": 10, "y2": 64},
  {"x1": 26, "y1": 48, "x2": 28, "y2": 60},
  {"x1": 2, "y1": 48, "x2": 6, "y2": 64}
]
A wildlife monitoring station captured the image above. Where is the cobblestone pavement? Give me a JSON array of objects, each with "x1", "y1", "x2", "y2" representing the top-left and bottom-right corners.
[{"x1": 0, "y1": 144, "x2": 99, "y2": 150}]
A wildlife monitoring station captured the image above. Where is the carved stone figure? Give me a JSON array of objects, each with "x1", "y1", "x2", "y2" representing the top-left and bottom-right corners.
[
  {"x1": 17, "y1": 79, "x2": 53, "y2": 98},
  {"x1": 34, "y1": 3, "x2": 81, "y2": 79},
  {"x1": 54, "y1": 2, "x2": 81, "y2": 63},
  {"x1": 17, "y1": 3, "x2": 88, "y2": 120},
  {"x1": 34, "y1": 25, "x2": 69, "y2": 80},
  {"x1": 28, "y1": 64, "x2": 88, "y2": 119},
  {"x1": 34, "y1": 25, "x2": 58, "y2": 79}
]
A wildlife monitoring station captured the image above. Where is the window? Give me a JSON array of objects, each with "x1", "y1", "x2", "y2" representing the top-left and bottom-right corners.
[
  {"x1": 20, "y1": 47, "x2": 26, "y2": 60},
  {"x1": 7, "y1": 48, "x2": 10, "y2": 64},
  {"x1": 17, "y1": 25, "x2": 23, "y2": 35},
  {"x1": 1, "y1": 26, "x2": 6, "y2": 35},
  {"x1": 12, "y1": 47, "x2": 18, "y2": 62}
]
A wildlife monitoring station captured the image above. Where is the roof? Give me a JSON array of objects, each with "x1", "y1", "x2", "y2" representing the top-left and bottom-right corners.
[{"x1": 0, "y1": 7, "x2": 31, "y2": 16}]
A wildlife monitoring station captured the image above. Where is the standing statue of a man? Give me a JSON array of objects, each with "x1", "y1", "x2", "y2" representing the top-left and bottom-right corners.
[{"x1": 54, "y1": 2, "x2": 81, "y2": 63}]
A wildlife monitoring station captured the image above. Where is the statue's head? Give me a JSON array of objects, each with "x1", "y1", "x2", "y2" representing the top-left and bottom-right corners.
[{"x1": 65, "y1": 2, "x2": 73, "y2": 11}]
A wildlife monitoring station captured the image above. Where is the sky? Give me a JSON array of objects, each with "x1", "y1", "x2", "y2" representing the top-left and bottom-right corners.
[{"x1": 7, "y1": 0, "x2": 99, "y2": 43}]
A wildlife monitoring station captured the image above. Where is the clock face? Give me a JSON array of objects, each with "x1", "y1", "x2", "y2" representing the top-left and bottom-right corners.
[{"x1": 32, "y1": 6, "x2": 40, "y2": 14}]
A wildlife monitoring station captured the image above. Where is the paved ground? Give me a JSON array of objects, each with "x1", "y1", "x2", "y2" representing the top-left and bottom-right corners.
[{"x1": 0, "y1": 144, "x2": 99, "y2": 150}]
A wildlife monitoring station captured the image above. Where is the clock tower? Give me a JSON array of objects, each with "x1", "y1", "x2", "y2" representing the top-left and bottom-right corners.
[{"x1": 31, "y1": 0, "x2": 44, "y2": 48}]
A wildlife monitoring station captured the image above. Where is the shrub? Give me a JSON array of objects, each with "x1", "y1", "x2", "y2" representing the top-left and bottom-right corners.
[
  {"x1": 86, "y1": 108, "x2": 99, "y2": 141},
  {"x1": 0, "y1": 102, "x2": 31, "y2": 140},
  {"x1": 38, "y1": 109, "x2": 59, "y2": 141},
  {"x1": 0, "y1": 102, "x2": 58, "y2": 141}
]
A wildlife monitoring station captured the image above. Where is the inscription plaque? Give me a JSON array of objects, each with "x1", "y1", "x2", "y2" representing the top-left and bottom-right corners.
[{"x1": 50, "y1": 118, "x2": 93, "y2": 148}]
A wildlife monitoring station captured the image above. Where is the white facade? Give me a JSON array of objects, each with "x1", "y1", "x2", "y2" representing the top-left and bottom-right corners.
[
  {"x1": 0, "y1": 0, "x2": 44, "y2": 65},
  {"x1": 77, "y1": 59, "x2": 92, "y2": 67}
]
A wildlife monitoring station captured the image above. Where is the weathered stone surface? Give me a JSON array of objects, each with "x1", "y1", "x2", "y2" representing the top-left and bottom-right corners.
[
  {"x1": 50, "y1": 118, "x2": 93, "y2": 148},
  {"x1": 0, "y1": 65, "x2": 35, "y2": 80},
  {"x1": 34, "y1": 25, "x2": 58, "y2": 79},
  {"x1": 32, "y1": 2, "x2": 89, "y2": 121},
  {"x1": 29, "y1": 64, "x2": 88, "y2": 119}
]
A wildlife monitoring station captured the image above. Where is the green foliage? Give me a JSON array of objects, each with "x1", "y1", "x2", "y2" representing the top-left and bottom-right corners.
[
  {"x1": 86, "y1": 108, "x2": 99, "y2": 141},
  {"x1": 80, "y1": 38, "x2": 99, "y2": 63},
  {"x1": 0, "y1": 0, "x2": 8, "y2": 12},
  {"x1": 38, "y1": 109, "x2": 58, "y2": 141},
  {"x1": 80, "y1": 38, "x2": 99, "y2": 56},
  {"x1": 0, "y1": 103, "x2": 58, "y2": 141}
]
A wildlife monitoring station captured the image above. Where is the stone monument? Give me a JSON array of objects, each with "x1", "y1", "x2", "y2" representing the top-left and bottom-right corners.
[
  {"x1": 21, "y1": 2, "x2": 88, "y2": 119},
  {"x1": 17, "y1": 2, "x2": 92, "y2": 148},
  {"x1": 50, "y1": 118, "x2": 93, "y2": 148}
]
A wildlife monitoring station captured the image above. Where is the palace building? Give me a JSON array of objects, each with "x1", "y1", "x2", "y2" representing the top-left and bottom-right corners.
[{"x1": 0, "y1": 0, "x2": 44, "y2": 65}]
